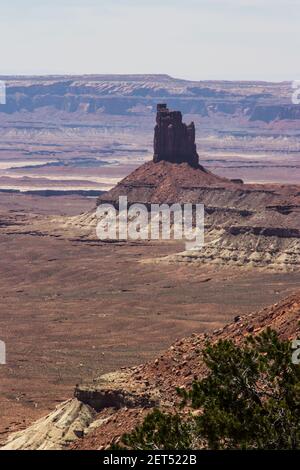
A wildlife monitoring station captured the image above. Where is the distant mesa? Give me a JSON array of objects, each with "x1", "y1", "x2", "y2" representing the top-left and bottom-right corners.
[{"x1": 153, "y1": 104, "x2": 199, "y2": 168}]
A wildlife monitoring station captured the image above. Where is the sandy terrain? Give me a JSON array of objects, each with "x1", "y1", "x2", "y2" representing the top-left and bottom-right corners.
[{"x1": 0, "y1": 194, "x2": 300, "y2": 442}]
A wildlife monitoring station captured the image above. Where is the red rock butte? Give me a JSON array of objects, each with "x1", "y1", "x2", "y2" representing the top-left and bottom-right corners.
[{"x1": 153, "y1": 103, "x2": 199, "y2": 168}]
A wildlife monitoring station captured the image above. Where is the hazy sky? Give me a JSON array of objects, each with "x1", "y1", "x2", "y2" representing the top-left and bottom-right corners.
[{"x1": 0, "y1": 0, "x2": 299, "y2": 80}]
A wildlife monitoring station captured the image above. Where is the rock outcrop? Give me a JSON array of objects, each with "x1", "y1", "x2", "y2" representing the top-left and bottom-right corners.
[
  {"x1": 1, "y1": 399, "x2": 96, "y2": 450},
  {"x1": 158, "y1": 226, "x2": 300, "y2": 271},
  {"x1": 153, "y1": 104, "x2": 199, "y2": 167},
  {"x1": 1, "y1": 372, "x2": 159, "y2": 450},
  {"x1": 93, "y1": 102, "x2": 300, "y2": 272},
  {"x1": 74, "y1": 371, "x2": 159, "y2": 411}
]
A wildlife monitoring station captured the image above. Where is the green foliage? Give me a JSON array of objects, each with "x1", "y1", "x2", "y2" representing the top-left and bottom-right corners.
[
  {"x1": 120, "y1": 409, "x2": 191, "y2": 450},
  {"x1": 117, "y1": 328, "x2": 300, "y2": 450}
]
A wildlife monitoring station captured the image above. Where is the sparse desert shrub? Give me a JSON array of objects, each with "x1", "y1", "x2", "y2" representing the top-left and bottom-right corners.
[{"x1": 116, "y1": 329, "x2": 300, "y2": 450}]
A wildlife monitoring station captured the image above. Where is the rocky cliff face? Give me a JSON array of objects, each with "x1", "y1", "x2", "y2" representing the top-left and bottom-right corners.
[
  {"x1": 0, "y1": 75, "x2": 297, "y2": 123},
  {"x1": 153, "y1": 104, "x2": 199, "y2": 167}
]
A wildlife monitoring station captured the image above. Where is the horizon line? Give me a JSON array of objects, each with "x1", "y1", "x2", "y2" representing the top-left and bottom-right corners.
[{"x1": 0, "y1": 73, "x2": 295, "y2": 84}]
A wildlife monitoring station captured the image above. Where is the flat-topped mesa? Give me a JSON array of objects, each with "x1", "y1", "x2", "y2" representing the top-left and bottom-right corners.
[{"x1": 153, "y1": 103, "x2": 199, "y2": 168}]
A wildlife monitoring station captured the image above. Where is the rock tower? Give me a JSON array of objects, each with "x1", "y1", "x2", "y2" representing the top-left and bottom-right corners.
[{"x1": 153, "y1": 103, "x2": 199, "y2": 168}]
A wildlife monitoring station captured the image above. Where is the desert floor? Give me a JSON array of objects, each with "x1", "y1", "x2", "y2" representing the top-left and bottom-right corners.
[{"x1": 1, "y1": 193, "x2": 300, "y2": 442}]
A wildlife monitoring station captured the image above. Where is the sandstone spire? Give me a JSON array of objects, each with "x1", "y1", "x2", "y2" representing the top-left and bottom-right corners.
[{"x1": 153, "y1": 103, "x2": 199, "y2": 168}]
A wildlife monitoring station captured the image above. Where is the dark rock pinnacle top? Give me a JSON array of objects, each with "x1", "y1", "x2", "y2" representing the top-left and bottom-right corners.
[{"x1": 153, "y1": 103, "x2": 199, "y2": 168}]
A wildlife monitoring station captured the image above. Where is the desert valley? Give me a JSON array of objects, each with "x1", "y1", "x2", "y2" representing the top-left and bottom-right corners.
[{"x1": 0, "y1": 75, "x2": 300, "y2": 450}]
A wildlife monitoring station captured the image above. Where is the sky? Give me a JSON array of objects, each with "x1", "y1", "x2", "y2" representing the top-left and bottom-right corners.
[{"x1": 0, "y1": 0, "x2": 299, "y2": 81}]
